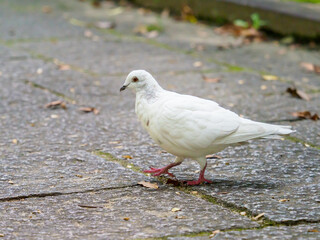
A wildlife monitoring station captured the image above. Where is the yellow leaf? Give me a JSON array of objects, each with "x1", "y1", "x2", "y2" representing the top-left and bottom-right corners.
[
  {"x1": 262, "y1": 75, "x2": 278, "y2": 81},
  {"x1": 138, "y1": 181, "x2": 159, "y2": 189},
  {"x1": 171, "y1": 207, "x2": 181, "y2": 212}
]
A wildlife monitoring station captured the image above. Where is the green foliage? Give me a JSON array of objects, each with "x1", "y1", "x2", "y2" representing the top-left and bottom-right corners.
[
  {"x1": 285, "y1": 0, "x2": 320, "y2": 3},
  {"x1": 233, "y1": 13, "x2": 267, "y2": 30},
  {"x1": 233, "y1": 19, "x2": 249, "y2": 28},
  {"x1": 146, "y1": 23, "x2": 164, "y2": 32},
  {"x1": 250, "y1": 13, "x2": 267, "y2": 29}
]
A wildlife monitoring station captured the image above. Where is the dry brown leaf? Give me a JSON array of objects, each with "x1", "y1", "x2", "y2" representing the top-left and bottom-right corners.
[
  {"x1": 12, "y1": 139, "x2": 18, "y2": 144},
  {"x1": 214, "y1": 24, "x2": 264, "y2": 43},
  {"x1": 78, "y1": 204, "x2": 99, "y2": 208},
  {"x1": 75, "y1": 174, "x2": 83, "y2": 178},
  {"x1": 45, "y1": 100, "x2": 67, "y2": 109},
  {"x1": 193, "y1": 61, "x2": 203, "y2": 67},
  {"x1": 202, "y1": 75, "x2": 221, "y2": 83},
  {"x1": 0, "y1": 234, "x2": 4, "y2": 237},
  {"x1": 262, "y1": 75, "x2": 278, "y2": 81},
  {"x1": 79, "y1": 107, "x2": 100, "y2": 115},
  {"x1": 286, "y1": 87, "x2": 310, "y2": 101},
  {"x1": 122, "y1": 155, "x2": 133, "y2": 159},
  {"x1": 291, "y1": 111, "x2": 319, "y2": 121},
  {"x1": 42, "y1": 6, "x2": 52, "y2": 13},
  {"x1": 300, "y1": 62, "x2": 320, "y2": 75},
  {"x1": 209, "y1": 230, "x2": 221, "y2": 238},
  {"x1": 58, "y1": 64, "x2": 71, "y2": 71},
  {"x1": 308, "y1": 229, "x2": 319, "y2": 232},
  {"x1": 171, "y1": 207, "x2": 181, "y2": 212},
  {"x1": 138, "y1": 181, "x2": 159, "y2": 189},
  {"x1": 166, "y1": 178, "x2": 181, "y2": 186},
  {"x1": 175, "y1": 215, "x2": 187, "y2": 219},
  {"x1": 123, "y1": 217, "x2": 130, "y2": 221},
  {"x1": 252, "y1": 212, "x2": 265, "y2": 220},
  {"x1": 279, "y1": 199, "x2": 290, "y2": 202}
]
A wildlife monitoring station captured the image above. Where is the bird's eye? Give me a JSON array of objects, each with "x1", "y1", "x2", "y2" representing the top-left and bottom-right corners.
[{"x1": 133, "y1": 77, "x2": 139, "y2": 82}]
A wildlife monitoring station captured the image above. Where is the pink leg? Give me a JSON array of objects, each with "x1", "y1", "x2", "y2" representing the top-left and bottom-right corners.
[
  {"x1": 187, "y1": 163, "x2": 212, "y2": 185},
  {"x1": 143, "y1": 162, "x2": 181, "y2": 177}
]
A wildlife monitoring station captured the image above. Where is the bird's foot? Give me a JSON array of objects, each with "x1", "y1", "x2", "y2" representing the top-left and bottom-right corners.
[
  {"x1": 143, "y1": 167, "x2": 175, "y2": 178},
  {"x1": 186, "y1": 177, "x2": 212, "y2": 186}
]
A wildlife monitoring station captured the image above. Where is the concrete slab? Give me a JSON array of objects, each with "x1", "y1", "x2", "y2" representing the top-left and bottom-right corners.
[{"x1": 0, "y1": 187, "x2": 258, "y2": 239}]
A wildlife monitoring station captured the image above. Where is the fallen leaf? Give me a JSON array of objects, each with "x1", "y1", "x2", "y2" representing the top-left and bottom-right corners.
[
  {"x1": 252, "y1": 212, "x2": 265, "y2": 220},
  {"x1": 291, "y1": 111, "x2": 319, "y2": 121},
  {"x1": 84, "y1": 30, "x2": 93, "y2": 38},
  {"x1": 50, "y1": 114, "x2": 59, "y2": 119},
  {"x1": 122, "y1": 155, "x2": 132, "y2": 159},
  {"x1": 0, "y1": 234, "x2": 4, "y2": 237},
  {"x1": 209, "y1": 230, "x2": 221, "y2": 238},
  {"x1": 262, "y1": 75, "x2": 278, "y2": 81},
  {"x1": 214, "y1": 24, "x2": 264, "y2": 43},
  {"x1": 8, "y1": 180, "x2": 14, "y2": 184},
  {"x1": 75, "y1": 174, "x2": 83, "y2": 178},
  {"x1": 12, "y1": 139, "x2": 18, "y2": 144},
  {"x1": 286, "y1": 87, "x2": 310, "y2": 101},
  {"x1": 260, "y1": 85, "x2": 267, "y2": 90},
  {"x1": 94, "y1": 21, "x2": 116, "y2": 29},
  {"x1": 78, "y1": 204, "x2": 99, "y2": 208},
  {"x1": 58, "y1": 64, "x2": 71, "y2": 71},
  {"x1": 301, "y1": 62, "x2": 320, "y2": 74},
  {"x1": 166, "y1": 178, "x2": 181, "y2": 186},
  {"x1": 202, "y1": 75, "x2": 221, "y2": 83},
  {"x1": 240, "y1": 211, "x2": 247, "y2": 216},
  {"x1": 238, "y1": 79, "x2": 245, "y2": 85},
  {"x1": 79, "y1": 107, "x2": 100, "y2": 115},
  {"x1": 308, "y1": 229, "x2": 319, "y2": 232},
  {"x1": 193, "y1": 61, "x2": 203, "y2": 67},
  {"x1": 279, "y1": 199, "x2": 290, "y2": 202},
  {"x1": 138, "y1": 181, "x2": 159, "y2": 189},
  {"x1": 42, "y1": 5, "x2": 52, "y2": 13},
  {"x1": 175, "y1": 215, "x2": 187, "y2": 219},
  {"x1": 45, "y1": 100, "x2": 67, "y2": 109},
  {"x1": 123, "y1": 217, "x2": 130, "y2": 221},
  {"x1": 171, "y1": 207, "x2": 181, "y2": 212},
  {"x1": 191, "y1": 191, "x2": 198, "y2": 195}
]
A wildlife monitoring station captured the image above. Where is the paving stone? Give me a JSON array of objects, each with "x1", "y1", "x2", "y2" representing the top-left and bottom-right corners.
[
  {"x1": 0, "y1": 186, "x2": 258, "y2": 239},
  {"x1": 16, "y1": 38, "x2": 219, "y2": 75},
  {"x1": 0, "y1": 4, "x2": 84, "y2": 40},
  {"x1": 213, "y1": 223, "x2": 320, "y2": 240}
]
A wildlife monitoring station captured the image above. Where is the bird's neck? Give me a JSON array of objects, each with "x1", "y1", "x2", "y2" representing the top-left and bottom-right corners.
[{"x1": 136, "y1": 82, "x2": 164, "y2": 103}]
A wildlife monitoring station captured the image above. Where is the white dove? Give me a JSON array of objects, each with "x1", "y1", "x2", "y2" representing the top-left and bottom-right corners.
[{"x1": 120, "y1": 70, "x2": 294, "y2": 185}]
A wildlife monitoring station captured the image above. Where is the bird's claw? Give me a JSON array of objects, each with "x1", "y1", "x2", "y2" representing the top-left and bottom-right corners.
[
  {"x1": 186, "y1": 178, "x2": 212, "y2": 186},
  {"x1": 143, "y1": 167, "x2": 176, "y2": 178}
]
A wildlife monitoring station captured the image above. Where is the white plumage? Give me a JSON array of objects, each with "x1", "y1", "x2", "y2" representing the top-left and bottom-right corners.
[{"x1": 120, "y1": 70, "x2": 294, "y2": 185}]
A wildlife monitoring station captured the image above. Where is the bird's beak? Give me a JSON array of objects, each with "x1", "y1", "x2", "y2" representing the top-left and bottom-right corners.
[{"x1": 120, "y1": 85, "x2": 127, "y2": 92}]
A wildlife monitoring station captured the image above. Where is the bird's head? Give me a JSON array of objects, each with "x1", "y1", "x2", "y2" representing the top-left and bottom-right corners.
[{"x1": 120, "y1": 70, "x2": 159, "y2": 93}]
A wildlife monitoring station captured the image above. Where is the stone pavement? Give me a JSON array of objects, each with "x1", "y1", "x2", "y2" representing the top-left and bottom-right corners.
[{"x1": 0, "y1": 0, "x2": 319, "y2": 239}]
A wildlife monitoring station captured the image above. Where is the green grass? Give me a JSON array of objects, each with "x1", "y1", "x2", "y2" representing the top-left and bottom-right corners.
[{"x1": 284, "y1": 0, "x2": 320, "y2": 3}]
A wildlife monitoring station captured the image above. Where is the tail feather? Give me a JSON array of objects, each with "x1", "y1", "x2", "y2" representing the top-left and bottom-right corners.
[{"x1": 217, "y1": 118, "x2": 295, "y2": 144}]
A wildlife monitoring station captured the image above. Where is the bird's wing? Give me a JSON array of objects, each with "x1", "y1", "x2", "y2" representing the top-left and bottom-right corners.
[{"x1": 151, "y1": 93, "x2": 241, "y2": 151}]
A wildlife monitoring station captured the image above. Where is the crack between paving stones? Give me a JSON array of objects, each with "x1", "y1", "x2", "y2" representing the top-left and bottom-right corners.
[
  {"x1": 95, "y1": 150, "x2": 320, "y2": 231},
  {"x1": 0, "y1": 184, "x2": 139, "y2": 202},
  {"x1": 24, "y1": 79, "x2": 76, "y2": 103}
]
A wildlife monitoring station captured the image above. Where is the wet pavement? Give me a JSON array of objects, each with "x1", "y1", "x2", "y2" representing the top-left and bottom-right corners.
[{"x1": 0, "y1": 0, "x2": 319, "y2": 239}]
